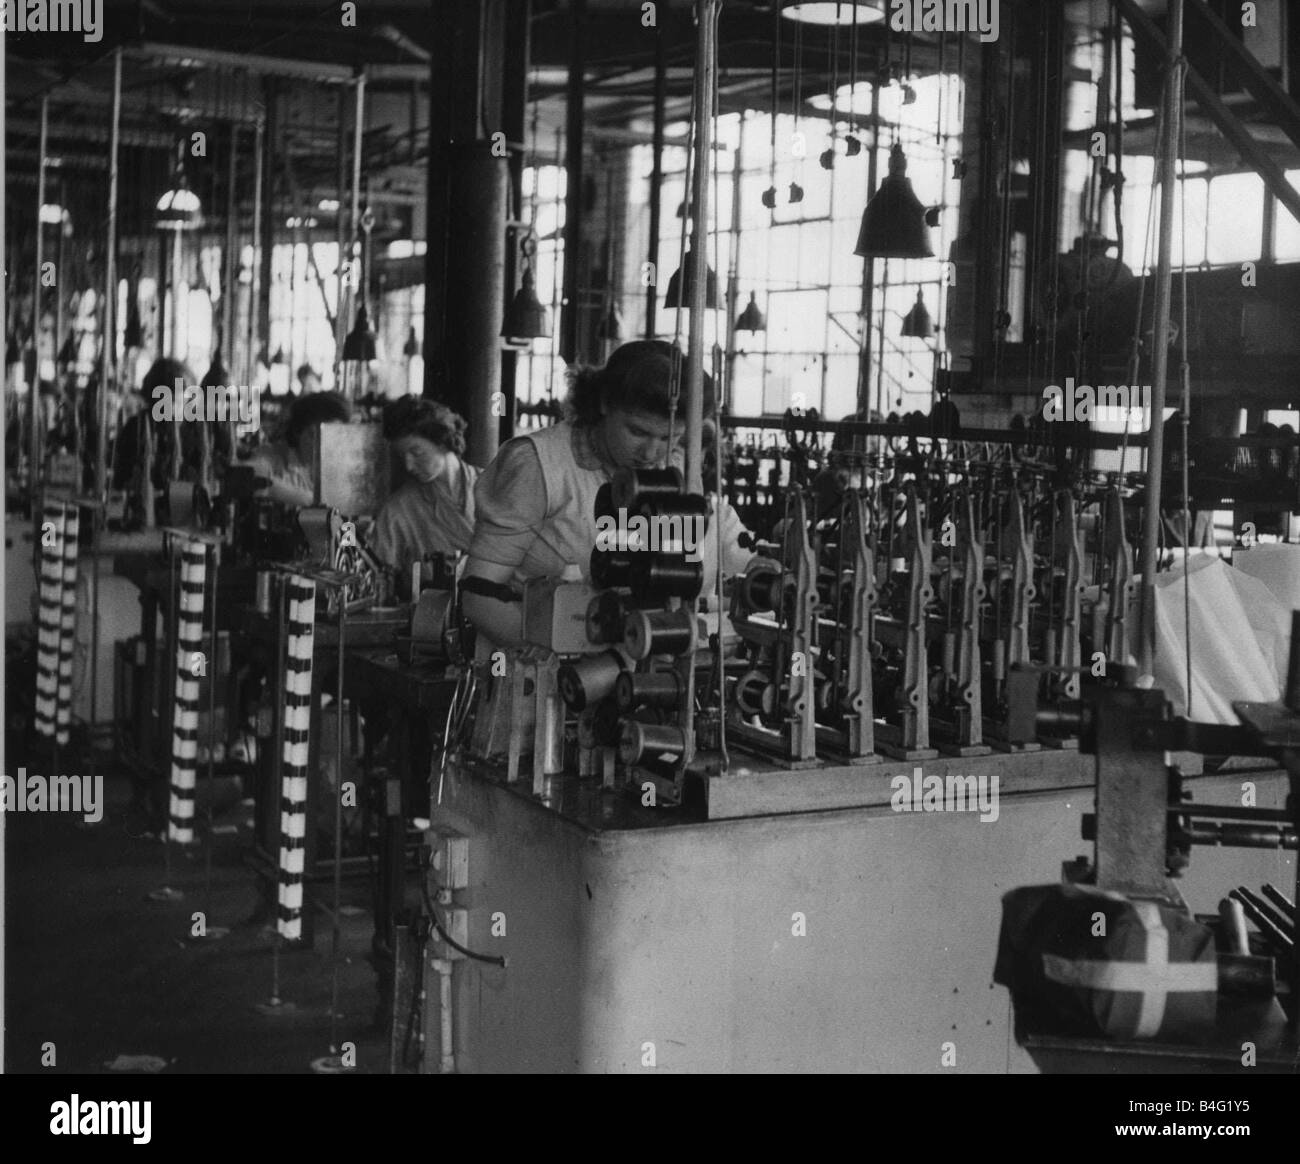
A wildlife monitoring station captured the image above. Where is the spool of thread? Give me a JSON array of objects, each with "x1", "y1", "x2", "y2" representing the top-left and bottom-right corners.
[
  {"x1": 637, "y1": 493, "x2": 708, "y2": 520},
  {"x1": 629, "y1": 554, "x2": 703, "y2": 602},
  {"x1": 624, "y1": 608, "x2": 695, "y2": 660},
  {"x1": 586, "y1": 592, "x2": 628, "y2": 644},
  {"x1": 594, "y1": 482, "x2": 617, "y2": 521},
  {"x1": 590, "y1": 547, "x2": 633, "y2": 590},
  {"x1": 256, "y1": 571, "x2": 274, "y2": 616},
  {"x1": 557, "y1": 650, "x2": 625, "y2": 710},
  {"x1": 618, "y1": 721, "x2": 686, "y2": 765},
  {"x1": 735, "y1": 669, "x2": 772, "y2": 717},
  {"x1": 615, "y1": 669, "x2": 682, "y2": 711},
  {"x1": 593, "y1": 698, "x2": 622, "y2": 746},
  {"x1": 942, "y1": 632, "x2": 956, "y2": 679},
  {"x1": 741, "y1": 565, "x2": 787, "y2": 613},
  {"x1": 612, "y1": 466, "x2": 684, "y2": 510},
  {"x1": 992, "y1": 639, "x2": 1006, "y2": 685}
]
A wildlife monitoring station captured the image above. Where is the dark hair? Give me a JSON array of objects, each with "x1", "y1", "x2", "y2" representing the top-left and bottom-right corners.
[
  {"x1": 565, "y1": 340, "x2": 715, "y2": 427},
  {"x1": 285, "y1": 391, "x2": 351, "y2": 448},
  {"x1": 140, "y1": 357, "x2": 193, "y2": 398},
  {"x1": 382, "y1": 396, "x2": 468, "y2": 456},
  {"x1": 296, "y1": 364, "x2": 320, "y2": 383}
]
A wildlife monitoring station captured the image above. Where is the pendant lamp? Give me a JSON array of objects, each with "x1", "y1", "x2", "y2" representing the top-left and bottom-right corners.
[
  {"x1": 900, "y1": 288, "x2": 933, "y2": 338},
  {"x1": 854, "y1": 143, "x2": 934, "y2": 259},
  {"x1": 664, "y1": 251, "x2": 719, "y2": 308},
  {"x1": 502, "y1": 235, "x2": 552, "y2": 342},
  {"x1": 735, "y1": 292, "x2": 767, "y2": 333}
]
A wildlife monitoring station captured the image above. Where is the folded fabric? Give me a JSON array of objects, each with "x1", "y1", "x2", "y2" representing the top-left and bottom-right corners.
[{"x1": 1152, "y1": 557, "x2": 1283, "y2": 723}]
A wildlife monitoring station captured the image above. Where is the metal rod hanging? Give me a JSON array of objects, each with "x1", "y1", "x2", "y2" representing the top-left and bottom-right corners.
[
  {"x1": 1138, "y1": 0, "x2": 1183, "y2": 677},
  {"x1": 97, "y1": 49, "x2": 122, "y2": 509}
]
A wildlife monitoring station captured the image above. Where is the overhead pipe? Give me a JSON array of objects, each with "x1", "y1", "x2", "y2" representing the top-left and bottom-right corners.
[{"x1": 560, "y1": 0, "x2": 587, "y2": 363}]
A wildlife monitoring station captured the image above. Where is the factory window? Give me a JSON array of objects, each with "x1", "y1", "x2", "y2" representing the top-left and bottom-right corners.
[
  {"x1": 1269, "y1": 170, "x2": 1300, "y2": 261},
  {"x1": 623, "y1": 72, "x2": 964, "y2": 423}
]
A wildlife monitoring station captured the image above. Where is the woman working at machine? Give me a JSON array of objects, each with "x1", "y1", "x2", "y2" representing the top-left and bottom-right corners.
[
  {"x1": 370, "y1": 396, "x2": 479, "y2": 598},
  {"x1": 461, "y1": 339, "x2": 750, "y2": 650},
  {"x1": 246, "y1": 391, "x2": 351, "y2": 507}
]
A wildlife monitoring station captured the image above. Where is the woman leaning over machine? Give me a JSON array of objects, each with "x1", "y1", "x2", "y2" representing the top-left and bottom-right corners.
[
  {"x1": 460, "y1": 339, "x2": 750, "y2": 651},
  {"x1": 370, "y1": 396, "x2": 479, "y2": 598}
]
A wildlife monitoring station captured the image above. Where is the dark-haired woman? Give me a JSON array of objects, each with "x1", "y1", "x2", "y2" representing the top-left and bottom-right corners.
[
  {"x1": 371, "y1": 397, "x2": 479, "y2": 597},
  {"x1": 462, "y1": 339, "x2": 750, "y2": 651}
]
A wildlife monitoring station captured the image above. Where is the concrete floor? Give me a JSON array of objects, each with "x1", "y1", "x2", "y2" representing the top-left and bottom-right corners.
[{"x1": 5, "y1": 755, "x2": 393, "y2": 1074}]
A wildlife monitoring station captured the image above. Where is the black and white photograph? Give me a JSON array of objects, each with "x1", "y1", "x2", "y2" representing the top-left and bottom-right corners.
[{"x1": 1, "y1": 0, "x2": 1298, "y2": 1120}]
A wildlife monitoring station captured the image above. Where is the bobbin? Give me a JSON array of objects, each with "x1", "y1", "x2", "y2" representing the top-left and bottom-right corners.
[
  {"x1": 612, "y1": 466, "x2": 684, "y2": 510},
  {"x1": 590, "y1": 546, "x2": 634, "y2": 590},
  {"x1": 628, "y1": 553, "x2": 703, "y2": 602},
  {"x1": 586, "y1": 591, "x2": 629, "y2": 644},
  {"x1": 623, "y1": 607, "x2": 696, "y2": 660},
  {"x1": 617, "y1": 722, "x2": 687, "y2": 766},
  {"x1": 557, "y1": 649, "x2": 625, "y2": 710},
  {"x1": 614, "y1": 669, "x2": 682, "y2": 711}
]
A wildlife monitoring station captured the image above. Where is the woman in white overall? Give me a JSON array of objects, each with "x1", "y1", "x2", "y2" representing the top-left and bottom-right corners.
[{"x1": 461, "y1": 340, "x2": 750, "y2": 757}]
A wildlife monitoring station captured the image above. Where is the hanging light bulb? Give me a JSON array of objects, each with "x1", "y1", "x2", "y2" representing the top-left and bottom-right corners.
[
  {"x1": 502, "y1": 234, "x2": 552, "y2": 343},
  {"x1": 735, "y1": 291, "x2": 767, "y2": 333},
  {"x1": 900, "y1": 287, "x2": 933, "y2": 338},
  {"x1": 403, "y1": 325, "x2": 421, "y2": 359},
  {"x1": 780, "y1": 0, "x2": 884, "y2": 24},
  {"x1": 854, "y1": 142, "x2": 934, "y2": 259},
  {"x1": 664, "y1": 251, "x2": 719, "y2": 309}
]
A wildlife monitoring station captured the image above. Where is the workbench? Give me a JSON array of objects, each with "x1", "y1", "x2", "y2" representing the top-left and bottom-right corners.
[{"x1": 430, "y1": 754, "x2": 1297, "y2": 1073}]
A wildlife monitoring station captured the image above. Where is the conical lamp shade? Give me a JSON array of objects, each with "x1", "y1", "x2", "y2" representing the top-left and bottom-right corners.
[
  {"x1": 735, "y1": 291, "x2": 766, "y2": 333},
  {"x1": 664, "y1": 252, "x2": 719, "y2": 308},
  {"x1": 855, "y1": 143, "x2": 934, "y2": 259},
  {"x1": 403, "y1": 325, "x2": 421, "y2": 358},
  {"x1": 501, "y1": 267, "x2": 552, "y2": 340},
  {"x1": 900, "y1": 288, "x2": 933, "y2": 338},
  {"x1": 201, "y1": 352, "x2": 230, "y2": 386},
  {"x1": 342, "y1": 304, "x2": 378, "y2": 361}
]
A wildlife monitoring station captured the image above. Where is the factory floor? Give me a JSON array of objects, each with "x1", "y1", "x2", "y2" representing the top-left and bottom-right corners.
[{"x1": 5, "y1": 749, "x2": 393, "y2": 1075}]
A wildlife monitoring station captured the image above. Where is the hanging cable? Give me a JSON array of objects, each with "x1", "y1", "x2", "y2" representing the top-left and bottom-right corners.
[{"x1": 1176, "y1": 52, "x2": 1193, "y2": 716}]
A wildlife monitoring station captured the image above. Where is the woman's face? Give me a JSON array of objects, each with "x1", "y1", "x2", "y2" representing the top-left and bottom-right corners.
[
  {"x1": 393, "y1": 434, "x2": 448, "y2": 483},
  {"x1": 599, "y1": 408, "x2": 685, "y2": 470}
]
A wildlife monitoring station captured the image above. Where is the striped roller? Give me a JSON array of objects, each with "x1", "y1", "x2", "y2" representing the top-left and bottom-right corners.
[
  {"x1": 33, "y1": 502, "x2": 66, "y2": 741},
  {"x1": 167, "y1": 542, "x2": 208, "y2": 845},
  {"x1": 54, "y1": 503, "x2": 80, "y2": 746},
  {"x1": 276, "y1": 576, "x2": 316, "y2": 941}
]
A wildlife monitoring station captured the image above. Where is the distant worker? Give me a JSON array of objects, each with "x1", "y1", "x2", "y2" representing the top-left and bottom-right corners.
[
  {"x1": 246, "y1": 391, "x2": 351, "y2": 507},
  {"x1": 370, "y1": 396, "x2": 479, "y2": 597}
]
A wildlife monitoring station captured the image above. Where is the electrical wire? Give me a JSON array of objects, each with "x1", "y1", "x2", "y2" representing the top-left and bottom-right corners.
[{"x1": 420, "y1": 876, "x2": 507, "y2": 967}]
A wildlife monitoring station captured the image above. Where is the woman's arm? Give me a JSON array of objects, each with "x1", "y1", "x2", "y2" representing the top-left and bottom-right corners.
[{"x1": 461, "y1": 557, "x2": 525, "y2": 650}]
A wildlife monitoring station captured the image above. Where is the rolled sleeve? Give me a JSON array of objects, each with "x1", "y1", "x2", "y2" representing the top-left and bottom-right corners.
[{"x1": 468, "y1": 438, "x2": 549, "y2": 570}]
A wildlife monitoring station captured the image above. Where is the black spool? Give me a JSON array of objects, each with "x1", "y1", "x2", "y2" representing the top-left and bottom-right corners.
[
  {"x1": 629, "y1": 553, "x2": 703, "y2": 602},
  {"x1": 741, "y1": 565, "x2": 787, "y2": 613},
  {"x1": 594, "y1": 482, "x2": 617, "y2": 521},
  {"x1": 636, "y1": 493, "x2": 708, "y2": 520},
  {"x1": 618, "y1": 721, "x2": 687, "y2": 765},
  {"x1": 586, "y1": 591, "x2": 628, "y2": 644},
  {"x1": 612, "y1": 466, "x2": 684, "y2": 510},
  {"x1": 590, "y1": 547, "x2": 634, "y2": 590},
  {"x1": 614, "y1": 669, "x2": 682, "y2": 712},
  {"x1": 557, "y1": 650, "x2": 625, "y2": 711},
  {"x1": 624, "y1": 608, "x2": 696, "y2": 660},
  {"x1": 592, "y1": 698, "x2": 622, "y2": 746}
]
